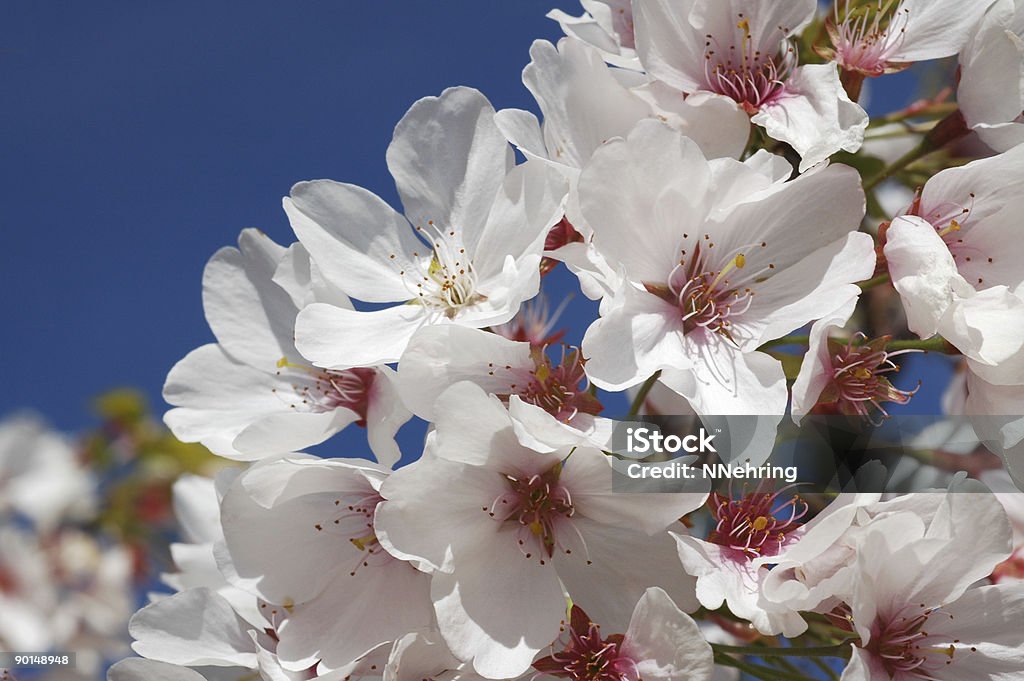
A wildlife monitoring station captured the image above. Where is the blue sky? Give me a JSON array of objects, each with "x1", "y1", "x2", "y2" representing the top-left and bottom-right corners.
[{"x1": 1, "y1": 1, "x2": 936, "y2": 448}]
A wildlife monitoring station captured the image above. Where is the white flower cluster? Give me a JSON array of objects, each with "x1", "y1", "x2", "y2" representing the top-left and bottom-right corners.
[
  {"x1": 114, "y1": 2, "x2": 1024, "y2": 681},
  {"x1": 0, "y1": 416, "x2": 134, "y2": 680}
]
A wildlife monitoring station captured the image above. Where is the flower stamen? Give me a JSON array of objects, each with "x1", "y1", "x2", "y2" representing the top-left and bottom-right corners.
[
  {"x1": 275, "y1": 358, "x2": 377, "y2": 425},
  {"x1": 486, "y1": 462, "x2": 577, "y2": 562},
  {"x1": 818, "y1": 334, "x2": 920, "y2": 424},
  {"x1": 702, "y1": 14, "x2": 797, "y2": 112},
  {"x1": 533, "y1": 605, "x2": 639, "y2": 681},
  {"x1": 827, "y1": 0, "x2": 911, "y2": 76},
  {"x1": 707, "y1": 483, "x2": 808, "y2": 561},
  {"x1": 497, "y1": 345, "x2": 602, "y2": 423}
]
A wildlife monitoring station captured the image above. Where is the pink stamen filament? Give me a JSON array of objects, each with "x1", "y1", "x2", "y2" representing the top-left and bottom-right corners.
[
  {"x1": 533, "y1": 606, "x2": 639, "y2": 681},
  {"x1": 707, "y1": 483, "x2": 809, "y2": 560},
  {"x1": 485, "y1": 464, "x2": 580, "y2": 563},
  {"x1": 702, "y1": 15, "x2": 797, "y2": 111},
  {"x1": 648, "y1": 240, "x2": 773, "y2": 345},
  {"x1": 493, "y1": 345, "x2": 603, "y2": 423},
  {"x1": 831, "y1": 0, "x2": 910, "y2": 76},
  {"x1": 493, "y1": 293, "x2": 572, "y2": 347},
  {"x1": 826, "y1": 334, "x2": 920, "y2": 424},
  {"x1": 867, "y1": 604, "x2": 968, "y2": 679},
  {"x1": 275, "y1": 361, "x2": 376, "y2": 425}
]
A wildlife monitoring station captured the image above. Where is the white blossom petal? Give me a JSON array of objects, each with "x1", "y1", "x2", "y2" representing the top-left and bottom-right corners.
[
  {"x1": 386, "y1": 87, "x2": 512, "y2": 252},
  {"x1": 202, "y1": 229, "x2": 296, "y2": 367},
  {"x1": 108, "y1": 659, "x2": 213, "y2": 681},
  {"x1": 285, "y1": 180, "x2": 421, "y2": 303},
  {"x1": 128, "y1": 588, "x2": 258, "y2": 668},
  {"x1": 622, "y1": 587, "x2": 714, "y2": 681},
  {"x1": 752, "y1": 64, "x2": 868, "y2": 172},
  {"x1": 294, "y1": 302, "x2": 425, "y2": 369}
]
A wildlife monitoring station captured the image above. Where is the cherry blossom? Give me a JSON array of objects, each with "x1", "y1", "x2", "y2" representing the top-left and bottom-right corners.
[
  {"x1": 103, "y1": 4, "x2": 1024, "y2": 680},
  {"x1": 0, "y1": 414, "x2": 95, "y2": 532},
  {"x1": 759, "y1": 477, "x2": 1013, "y2": 636},
  {"x1": 839, "y1": 499, "x2": 1023, "y2": 680},
  {"x1": 674, "y1": 484, "x2": 815, "y2": 636},
  {"x1": 217, "y1": 457, "x2": 435, "y2": 673},
  {"x1": 397, "y1": 325, "x2": 610, "y2": 453},
  {"x1": 883, "y1": 145, "x2": 1024, "y2": 386},
  {"x1": 633, "y1": 0, "x2": 869, "y2": 171},
  {"x1": 375, "y1": 382, "x2": 705, "y2": 678},
  {"x1": 124, "y1": 468, "x2": 358, "y2": 681},
  {"x1": 126, "y1": 585, "x2": 356, "y2": 681},
  {"x1": 533, "y1": 588, "x2": 713, "y2": 681},
  {"x1": 289, "y1": 87, "x2": 566, "y2": 370},
  {"x1": 792, "y1": 296, "x2": 920, "y2": 424},
  {"x1": 578, "y1": 120, "x2": 874, "y2": 415},
  {"x1": 824, "y1": 0, "x2": 995, "y2": 77},
  {"x1": 495, "y1": 37, "x2": 749, "y2": 301},
  {"x1": 0, "y1": 525, "x2": 133, "y2": 671},
  {"x1": 164, "y1": 230, "x2": 409, "y2": 466}
]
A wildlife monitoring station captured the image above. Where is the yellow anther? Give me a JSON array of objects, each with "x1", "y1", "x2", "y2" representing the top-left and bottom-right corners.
[
  {"x1": 752, "y1": 516, "x2": 769, "y2": 531},
  {"x1": 709, "y1": 254, "x2": 747, "y2": 292},
  {"x1": 938, "y1": 220, "x2": 962, "y2": 238},
  {"x1": 277, "y1": 356, "x2": 308, "y2": 372},
  {"x1": 428, "y1": 253, "x2": 444, "y2": 277},
  {"x1": 535, "y1": 363, "x2": 551, "y2": 382},
  {"x1": 350, "y1": 532, "x2": 378, "y2": 552}
]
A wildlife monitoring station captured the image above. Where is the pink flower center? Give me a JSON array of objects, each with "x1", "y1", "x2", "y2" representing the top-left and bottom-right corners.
[
  {"x1": 312, "y1": 489, "x2": 393, "y2": 576},
  {"x1": 275, "y1": 360, "x2": 376, "y2": 425},
  {"x1": 486, "y1": 462, "x2": 578, "y2": 564},
  {"x1": 497, "y1": 346, "x2": 602, "y2": 423},
  {"x1": 707, "y1": 486, "x2": 808, "y2": 560},
  {"x1": 822, "y1": 334, "x2": 919, "y2": 423},
  {"x1": 868, "y1": 606, "x2": 968, "y2": 678},
  {"x1": 830, "y1": 0, "x2": 910, "y2": 76},
  {"x1": 315, "y1": 368, "x2": 377, "y2": 425},
  {"x1": 646, "y1": 240, "x2": 772, "y2": 344},
  {"x1": 702, "y1": 14, "x2": 796, "y2": 112},
  {"x1": 533, "y1": 605, "x2": 639, "y2": 681}
]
